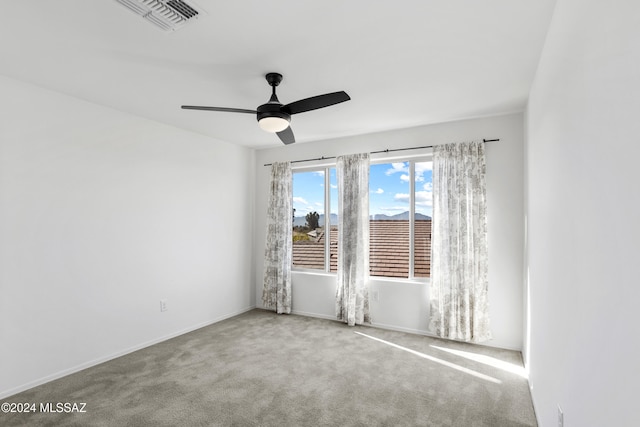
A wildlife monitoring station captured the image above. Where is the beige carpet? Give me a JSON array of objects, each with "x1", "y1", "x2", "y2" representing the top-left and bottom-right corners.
[{"x1": 1, "y1": 309, "x2": 537, "y2": 426}]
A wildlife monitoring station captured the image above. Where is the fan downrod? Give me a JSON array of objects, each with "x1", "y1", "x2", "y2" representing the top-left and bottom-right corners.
[{"x1": 265, "y1": 72, "x2": 283, "y2": 87}]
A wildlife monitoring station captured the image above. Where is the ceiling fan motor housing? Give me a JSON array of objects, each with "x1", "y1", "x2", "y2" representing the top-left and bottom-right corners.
[
  {"x1": 257, "y1": 72, "x2": 290, "y2": 124},
  {"x1": 256, "y1": 103, "x2": 291, "y2": 124}
]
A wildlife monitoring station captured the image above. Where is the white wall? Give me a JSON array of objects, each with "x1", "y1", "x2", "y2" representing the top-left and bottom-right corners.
[
  {"x1": 254, "y1": 113, "x2": 525, "y2": 350},
  {"x1": 525, "y1": 1, "x2": 640, "y2": 426},
  {"x1": 0, "y1": 76, "x2": 255, "y2": 398}
]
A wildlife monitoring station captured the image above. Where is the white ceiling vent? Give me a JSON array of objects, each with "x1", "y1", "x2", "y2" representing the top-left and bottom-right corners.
[{"x1": 115, "y1": 0, "x2": 204, "y2": 31}]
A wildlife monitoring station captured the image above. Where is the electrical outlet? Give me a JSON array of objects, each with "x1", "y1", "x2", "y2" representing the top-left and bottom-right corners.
[
  {"x1": 558, "y1": 405, "x2": 563, "y2": 427},
  {"x1": 160, "y1": 299, "x2": 167, "y2": 312}
]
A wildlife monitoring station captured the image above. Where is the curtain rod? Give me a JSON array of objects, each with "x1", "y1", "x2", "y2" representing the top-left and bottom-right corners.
[{"x1": 263, "y1": 138, "x2": 500, "y2": 166}]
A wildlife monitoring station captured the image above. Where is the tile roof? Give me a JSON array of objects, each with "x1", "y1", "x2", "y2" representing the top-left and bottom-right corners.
[{"x1": 292, "y1": 220, "x2": 431, "y2": 278}]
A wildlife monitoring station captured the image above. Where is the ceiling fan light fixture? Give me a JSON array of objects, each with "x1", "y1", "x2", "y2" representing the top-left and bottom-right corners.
[
  {"x1": 258, "y1": 116, "x2": 290, "y2": 133},
  {"x1": 182, "y1": 72, "x2": 350, "y2": 145}
]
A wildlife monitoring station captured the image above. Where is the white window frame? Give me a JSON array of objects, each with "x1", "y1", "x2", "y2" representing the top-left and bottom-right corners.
[
  {"x1": 292, "y1": 164, "x2": 335, "y2": 273},
  {"x1": 291, "y1": 150, "x2": 432, "y2": 282},
  {"x1": 369, "y1": 154, "x2": 432, "y2": 281}
]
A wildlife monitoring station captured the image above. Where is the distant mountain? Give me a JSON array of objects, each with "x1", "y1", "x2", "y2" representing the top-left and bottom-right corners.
[
  {"x1": 293, "y1": 213, "x2": 338, "y2": 227},
  {"x1": 372, "y1": 211, "x2": 431, "y2": 221},
  {"x1": 294, "y1": 211, "x2": 430, "y2": 227}
]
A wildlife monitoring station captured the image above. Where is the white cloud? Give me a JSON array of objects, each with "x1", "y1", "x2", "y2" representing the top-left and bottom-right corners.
[
  {"x1": 415, "y1": 161, "x2": 432, "y2": 182},
  {"x1": 293, "y1": 196, "x2": 318, "y2": 216},
  {"x1": 393, "y1": 189, "x2": 433, "y2": 207},
  {"x1": 388, "y1": 162, "x2": 428, "y2": 184},
  {"x1": 330, "y1": 184, "x2": 338, "y2": 189},
  {"x1": 293, "y1": 196, "x2": 308, "y2": 205},
  {"x1": 314, "y1": 202, "x2": 323, "y2": 207},
  {"x1": 415, "y1": 161, "x2": 432, "y2": 174},
  {"x1": 372, "y1": 188, "x2": 384, "y2": 194},
  {"x1": 385, "y1": 162, "x2": 408, "y2": 176},
  {"x1": 415, "y1": 190, "x2": 433, "y2": 207},
  {"x1": 313, "y1": 170, "x2": 325, "y2": 177},
  {"x1": 401, "y1": 173, "x2": 424, "y2": 183},
  {"x1": 394, "y1": 193, "x2": 410, "y2": 203}
]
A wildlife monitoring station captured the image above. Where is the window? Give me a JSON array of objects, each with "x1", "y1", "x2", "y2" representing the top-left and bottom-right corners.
[
  {"x1": 369, "y1": 160, "x2": 432, "y2": 279},
  {"x1": 413, "y1": 161, "x2": 433, "y2": 278},
  {"x1": 292, "y1": 168, "x2": 338, "y2": 271},
  {"x1": 292, "y1": 158, "x2": 432, "y2": 279}
]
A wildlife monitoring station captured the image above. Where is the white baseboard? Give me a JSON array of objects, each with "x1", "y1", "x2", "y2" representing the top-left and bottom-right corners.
[
  {"x1": 290, "y1": 313, "x2": 522, "y2": 352},
  {"x1": 290, "y1": 309, "x2": 337, "y2": 322},
  {"x1": 368, "y1": 321, "x2": 523, "y2": 352},
  {"x1": 290, "y1": 310, "x2": 430, "y2": 337},
  {"x1": 369, "y1": 320, "x2": 431, "y2": 336},
  {"x1": 0, "y1": 306, "x2": 256, "y2": 400}
]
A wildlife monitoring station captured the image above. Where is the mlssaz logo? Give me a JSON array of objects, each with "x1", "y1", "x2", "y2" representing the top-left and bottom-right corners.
[{"x1": 40, "y1": 402, "x2": 87, "y2": 413}]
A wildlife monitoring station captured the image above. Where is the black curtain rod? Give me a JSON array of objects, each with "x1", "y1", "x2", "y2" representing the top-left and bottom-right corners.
[{"x1": 263, "y1": 138, "x2": 499, "y2": 166}]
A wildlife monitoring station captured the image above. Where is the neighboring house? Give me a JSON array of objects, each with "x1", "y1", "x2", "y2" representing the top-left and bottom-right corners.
[{"x1": 293, "y1": 220, "x2": 431, "y2": 278}]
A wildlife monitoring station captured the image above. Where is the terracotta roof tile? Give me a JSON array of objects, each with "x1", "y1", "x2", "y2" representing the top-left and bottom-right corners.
[{"x1": 292, "y1": 220, "x2": 431, "y2": 278}]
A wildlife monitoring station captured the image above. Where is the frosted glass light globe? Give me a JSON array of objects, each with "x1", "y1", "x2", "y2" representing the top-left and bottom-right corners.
[{"x1": 259, "y1": 116, "x2": 290, "y2": 133}]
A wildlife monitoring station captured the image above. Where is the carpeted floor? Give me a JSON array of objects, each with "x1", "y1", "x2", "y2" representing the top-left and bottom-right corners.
[{"x1": 1, "y1": 309, "x2": 537, "y2": 426}]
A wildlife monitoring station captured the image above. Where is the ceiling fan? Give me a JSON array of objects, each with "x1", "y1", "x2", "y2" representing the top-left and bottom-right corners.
[{"x1": 181, "y1": 73, "x2": 350, "y2": 145}]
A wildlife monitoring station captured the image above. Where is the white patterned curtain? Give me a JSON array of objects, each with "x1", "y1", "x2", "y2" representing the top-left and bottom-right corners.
[
  {"x1": 262, "y1": 162, "x2": 292, "y2": 314},
  {"x1": 429, "y1": 141, "x2": 491, "y2": 342},
  {"x1": 336, "y1": 153, "x2": 371, "y2": 326}
]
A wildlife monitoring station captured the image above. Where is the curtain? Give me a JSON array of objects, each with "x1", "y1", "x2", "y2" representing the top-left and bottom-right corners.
[
  {"x1": 336, "y1": 153, "x2": 371, "y2": 326},
  {"x1": 262, "y1": 162, "x2": 293, "y2": 314},
  {"x1": 429, "y1": 141, "x2": 491, "y2": 342}
]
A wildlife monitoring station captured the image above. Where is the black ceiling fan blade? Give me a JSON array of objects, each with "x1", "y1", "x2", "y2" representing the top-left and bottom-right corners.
[
  {"x1": 277, "y1": 126, "x2": 295, "y2": 145},
  {"x1": 181, "y1": 105, "x2": 257, "y2": 114},
  {"x1": 283, "y1": 91, "x2": 350, "y2": 115}
]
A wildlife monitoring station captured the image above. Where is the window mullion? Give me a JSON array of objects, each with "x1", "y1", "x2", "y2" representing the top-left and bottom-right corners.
[
  {"x1": 324, "y1": 167, "x2": 331, "y2": 272},
  {"x1": 409, "y1": 162, "x2": 416, "y2": 279}
]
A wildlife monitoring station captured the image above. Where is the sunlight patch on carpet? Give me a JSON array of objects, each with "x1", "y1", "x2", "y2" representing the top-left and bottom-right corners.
[
  {"x1": 431, "y1": 345, "x2": 528, "y2": 378},
  {"x1": 354, "y1": 331, "x2": 501, "y2": 384}
]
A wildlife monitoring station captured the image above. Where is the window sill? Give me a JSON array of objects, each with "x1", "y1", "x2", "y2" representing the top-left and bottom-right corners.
[
  {"x1": 292, "y1": 269, "x2": 430, "y2": 285},
  {"x1": 292, "y1": 269, "x2": 336, "y2": 278},
  {"x1": 369, "y1": 276, "x2": 430, "y2": 286}
]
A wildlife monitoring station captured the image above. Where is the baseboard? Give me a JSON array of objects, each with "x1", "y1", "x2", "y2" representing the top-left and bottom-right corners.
[
  {"x1": 368, "y1": 321, "x2": 523, "y2": 352},
  {"x1": 0, "y1": 305, "x2": 256, "y2": 400},
  {"x1": 527, "y1": 379, "x2": 539, "y2": 425},
  {"x1": 369, "y1": 321, "x2": 431, "y2": 336},
  {"x1": 290, "y1": 309, "x2": 337, "y2": 322},
  {"x1": 289, "y1": 313, "x2": 522, "y2": 352}
]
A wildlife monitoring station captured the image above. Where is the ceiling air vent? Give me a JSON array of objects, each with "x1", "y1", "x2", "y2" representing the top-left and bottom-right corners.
[{"x1": 115, "y1": 0, "x2": 203, "y2": 31}]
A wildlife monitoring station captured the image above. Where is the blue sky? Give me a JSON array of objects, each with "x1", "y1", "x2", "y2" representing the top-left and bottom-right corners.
[
  {"x1": 293, "y1": 161, "x2": 432, "y2": 218},
  {"x1": 370, "y1": 161, "x2": 433, "y2": 217},
  {"x1": 292, "y1": 169, "x2": 336, "y2": 217}
]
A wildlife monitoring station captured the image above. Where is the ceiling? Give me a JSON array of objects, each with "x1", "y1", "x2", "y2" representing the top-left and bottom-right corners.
[{"x1": 0, "y1": 1, "x2": 557, "y2": 149}]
